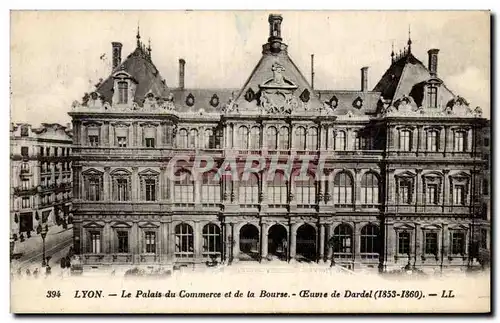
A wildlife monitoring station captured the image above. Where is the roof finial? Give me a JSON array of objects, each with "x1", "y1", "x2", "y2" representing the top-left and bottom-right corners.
[
  {"x1": 147, "y1": 38, "x2": 152, "y2": 57},
  {"x1": 136, "y1": 23, "x2": 141, "y2": 48},
  {"x1": 391, "y1": 41, "x2": 395, "y2": 63},
  {"x1": 407, "y1": 25, "x2": 412, "y2": 53}
]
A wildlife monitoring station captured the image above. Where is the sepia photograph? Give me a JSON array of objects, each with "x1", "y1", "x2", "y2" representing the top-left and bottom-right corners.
[{"x1": 9, "y1": 10, "x2": 491, "y2": 314}]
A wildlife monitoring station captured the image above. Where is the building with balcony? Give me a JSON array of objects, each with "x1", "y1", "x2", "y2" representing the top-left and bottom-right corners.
[
  {"x1": 69, "y1": 14, "x2": 488, "y2": 272},
  {"x1": 10, "y1": 123, "x2": 73, "y2": 240}
]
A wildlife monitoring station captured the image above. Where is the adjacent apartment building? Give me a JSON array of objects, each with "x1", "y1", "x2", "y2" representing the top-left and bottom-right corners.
[
  {"x1": 10, "y1": 123, "x2": 73, "y2": 240},
  {"x1": 68, "y1": 14, "x2": 489, "y2": 272}
]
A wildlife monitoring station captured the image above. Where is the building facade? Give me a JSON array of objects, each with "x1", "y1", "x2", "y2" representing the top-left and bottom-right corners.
[
  {"x1": 69, "y1": 14, "x2": 489, "y2": 272},
  {"x1": 10, "y1": 123, "x2": 73, "y2": 240}
]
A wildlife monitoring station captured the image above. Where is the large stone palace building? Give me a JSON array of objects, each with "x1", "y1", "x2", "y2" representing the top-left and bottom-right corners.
[
  {"x1": 10, "y1": 123, "x2": 73, "y2": 240},
  {"x1": 69, "y1": 14, "x2": 489, "y2": 272}
]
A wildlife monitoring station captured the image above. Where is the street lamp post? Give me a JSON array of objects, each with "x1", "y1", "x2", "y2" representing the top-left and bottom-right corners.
[{"x1": 41, "y1": 225, "x2": 48, "y2": 267}]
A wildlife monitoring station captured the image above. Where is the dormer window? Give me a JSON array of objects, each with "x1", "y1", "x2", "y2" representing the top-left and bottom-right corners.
[
  {"x1": 118, "y1": 81, "x2": 128, "y2": 104},
  {"x1": 427, "y1": 85, "x2": 437, "y2": 108}
]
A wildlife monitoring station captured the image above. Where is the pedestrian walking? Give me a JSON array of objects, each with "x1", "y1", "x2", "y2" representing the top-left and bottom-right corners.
[
  {"x1": 33, "y1": 268, "x2": 39, "y2": 279},
  {"x1": 45, "y1": 265, "x2": 52, "y2": 277},
  {"x1": 17, "y1": 267, "x2": 22, "y2": 278},
  {"x1": 25, "y1": 268, "x2": 31, "y2": 277}
]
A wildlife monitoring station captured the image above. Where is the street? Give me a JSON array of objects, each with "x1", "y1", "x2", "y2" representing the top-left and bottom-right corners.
[{"x1": 10, "y1": 225, "x2": 73, "y2": 278}]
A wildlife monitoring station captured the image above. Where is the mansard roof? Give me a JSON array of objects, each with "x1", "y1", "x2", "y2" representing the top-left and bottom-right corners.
[
  {"x1": 88, "y1": 45, "x2": 169, "y2": 106},
  {"x1": 373, "y1": 50, "x2": 454, "y2": 103},
  {"x1": 317, "y1": 90, "x2": 381, "y2": 115}
]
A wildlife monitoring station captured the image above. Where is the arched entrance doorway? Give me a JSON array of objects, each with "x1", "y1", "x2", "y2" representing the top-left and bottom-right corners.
[
  {"x1": 268, "y1": 224, "x2": 288, "y2": 261},
  {"x1": 296, "y1": 223, "x2": 317, "y2": 262},
  {"x1": 239, "y1": 224, "x2": 259, "y2": 260}
]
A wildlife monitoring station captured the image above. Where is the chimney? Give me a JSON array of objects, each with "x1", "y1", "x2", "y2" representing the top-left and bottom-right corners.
[
  {"x1": 111, "y1": 42, "x2": 123, "y2": 70},
  {"x1": 428, "y1": 49, "x2": 439, "y2": 76},
  {"x1": 361, "y1": 67, "x2": 369, "y2": 92},
  {"x1": 268, "y1": 14, "x2": 283, "y2": 53},
  {"x1": 179, "y1": 58, "x2": 186, "y2": 90}
]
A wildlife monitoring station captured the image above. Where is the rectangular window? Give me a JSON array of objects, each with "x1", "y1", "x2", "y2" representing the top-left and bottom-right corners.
[
  {"x1": 118, "y1": 81, "x2": 128, "y2": 104},
  {"x1": 20, "y1": 126, "x2": 29, "y2": 137},
  {"x1": 116, "y1": 179, "x2": 129, "y2": 201},
  {"x1": 89, "y1": 135, "x2": 99, "y2": 147},
  {"x1": 426, "y1": 184, "x2": 438, "y2": 205},
  {"x1": 428, "y1": 86, "x2": 437, "y2": 108},
  {"x1": 145, "y1": 231, "x2": 156, "y2": 253},
  {"x1": 89, "y1": 231, "x2": 101, "y2": 254},
  {"x1": 145, "y1": 179, "x2": 156, "y2": 201},
  {"x1": 454, "y1": 131, "x2": 466, "y2": 152},
  {"x1": 21, "y1": 179, "x2": 29, "y2": 190},
  {"x1": 483, "y1": 179, "x2": 489, "y2": 196},
  {"x1": 145, "y1": 138, "x2": 155, "y2": 148},
  {"x1": 424, "y1": 232, "x2": 438, "y2": 255},
  {"x1": 427, "y1": 131, "x2": 438, "y2": 152},
  {"x1": 21, "y1": 146, "x2": 29, "y2": 157},
  {"x1": 399, "y1": 180, "x2": 412, "y2": 204},
  {"x1": 117, "y1": 231, "x2": 129, "y2": 253},
  {"x1": 398, "y1": 232, "x2": 411, "y2": 255},
  {"x1": 451, "y1": 232, "x2": 465, "y2": 255},
  {"x1": 453, "y1": 185, "x2": 465, "y2": 205},
  {"x1": 46, "y1": 147, "x2": 50, "y2": 156},
  {"x1": 117, "y1": 136, "x2": 127, "y2": 148},
  {"x1": 88, "y1": 178, "x2": 101, "y2": 201},
  {"x1": 400, "y1": 130, "x2": 411, "y2": 151},
  {"x1": 21, "y1": 197, "x2": 30, "y2": 209},
  {"x1": 480, "y1": 229, "x2": 488, "y2": 249}
]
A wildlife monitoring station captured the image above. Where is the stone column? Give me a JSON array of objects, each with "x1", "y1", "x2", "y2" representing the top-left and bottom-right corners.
[
  {"x1": 386, "y1": 223, "x2": 394, "y2": 265},
  {"x1": 194, "y1": 222, "x2": 202, "y2": 260},
  {"x1": 261, "y1": 222, "x2": 269, "y2": 260},
  {"x1": 132, "y1": 167, "x2": 138, "y2": 201},
  {"x1": 104, "y1": 222, "x2": 111, "y2": 254},
  {"x1": 103, "y1": 121, "x2": 110, "y2": 146},
  {"x1": 289, "y1": 222, "x2": 299, "y2": 261},
  {"x1": 326, "y1": 223, "x2": 333, "y2": 261},
  {"x1": 81, "y1": 124, "x2": 87, "y2": 146},
  {"x1": 104, "y1": 167, "x2": 111, "y2": 201},
  {"x1": 160, "y1": 167, "x2": 166, "y2": 201},
  {"x1": 157, "y1": 124, "x2": 163, "y2": 148},
  {"x1": 416, "y1": 169, "x2": 422, "y2": 209},
  {"x1": 319, "y1": 223, "x2": 325, "y2": 261},
  {"x1": 354, "y1": 168, "x2": 362, "y2": 210},
  {"x1": 224, "y1": 222, "x2": 231, "y2": 262},
  {"x1": 346, "y1": 128, "x2": 352, "y2": 150},
  {"x1": 231, "y1": 223, "x2": 240, "y2": 260},
  {"x1": 443, "y1": 169, "x2": 450, "y2": 212},
  {"x1": 467, "y1": 128, "x2": 473, "y2": 152},
  {"x1": 168, "y1": 222, "x2": 175, "y2": 262},
  {"x1": 132, "y1": 122, "x2": 138, "y2": 147},
  {"x1": 387, "y1": 169, "x2": 396, "y2": 205},
  {"x1": 131, "y1": 222, "x2": 139, "y2": 263},
  {"x1": 414, "y1": 223, "x2": 421, "y2": 265},
  {"x1": 419, "y1": 127, "x2": 426, "y2": 151},
  {"x1": 442, "y1": 223, "x2": 449, "y2": 258},
  {"x1": 353, "y1": 222, "x2": 359, "y2": 263},
  {"x1": 439, "y1": 127, "x2": 446, "y2": 152}
]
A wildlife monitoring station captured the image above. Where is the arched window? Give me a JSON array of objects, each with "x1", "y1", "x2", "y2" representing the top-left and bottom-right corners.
[
  {"x1": 239, "y1": 173, "x2": 259, "y2": 205},
  {"x1": 202, "y1": 223, "x2": 221, "y2": 257},
  {"x1": 178, "y1": 129, "x2": 188, "y2": 148},
  {"x1": 335, "y1": 130, "x2": 346, "y2": 151},
  {"x1": 201, "y1": 171, "x2": 220, "y2": 204},
  {"x1": 333, "y1": 224, "x2": 353, "y2": 257},
  {"x1": 294, "y1": 127, "x2": 306, "y2": 150},
  {"x1": 267, "y1": 171, "x2": 287, "y2": 206},
  {"x1": 361, "y1": 172, "x2": 379, "y2": 206},
  {"x1": 454, "y1": 130, "x2": 466, "y2": 152},
  {"x1": 250, "y1": 126, "x2": 260, "y2": 150},
  {"x1": 174, "y1": 170, "x2": 194, "y2": 203},
  {"x1": 118, "y1": 81, "x2": 128, "y2": 104},
  {"x1": 175, "y1": 223, "x2": 194, "y2": 258},
  {"x1": 239, "y1": 126, "x2": 249, "y2": 149},
  {"x1": 426, "y1": 130, "x2": 439, "y2": 152},
  {"x1": 399, "y1": 129, "x2": 412, "y2": 151},
  {"x1": 360, "y1": 224, "x2": 379, "y2": 257},
  {"x1": 333, "y1": 172, "x2": 353, "y2": 206},
  {"x1": 295, "y1": 173, "x2": 316, "y2": 205},
  {"x1": 306, "y1": 127, "x2": 318, "y2": 150},
  {"x1": 267, "y1": 127, "x2": 278, "y2": 150},
  {"x1": 279, "y1": 126, "x2": 289, "y2": 150},
  {"x1": 188, "y1": 129, "x2": 198, "y2": 148}
]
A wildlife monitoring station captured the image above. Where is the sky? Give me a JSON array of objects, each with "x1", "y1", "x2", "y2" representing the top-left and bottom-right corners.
[{"x1": 10, "y1": 10, "x2": 490, "y2": 126}]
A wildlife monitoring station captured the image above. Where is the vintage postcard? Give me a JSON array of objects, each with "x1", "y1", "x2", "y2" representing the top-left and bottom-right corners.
[{"x1": 9, "y1": 10, "x2": 491, "y2": 314}]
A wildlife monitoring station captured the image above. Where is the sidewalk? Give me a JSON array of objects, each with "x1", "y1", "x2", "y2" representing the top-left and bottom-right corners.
[{"x1": 11, "y1": 224, "x2": 73, "y2": 259}]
